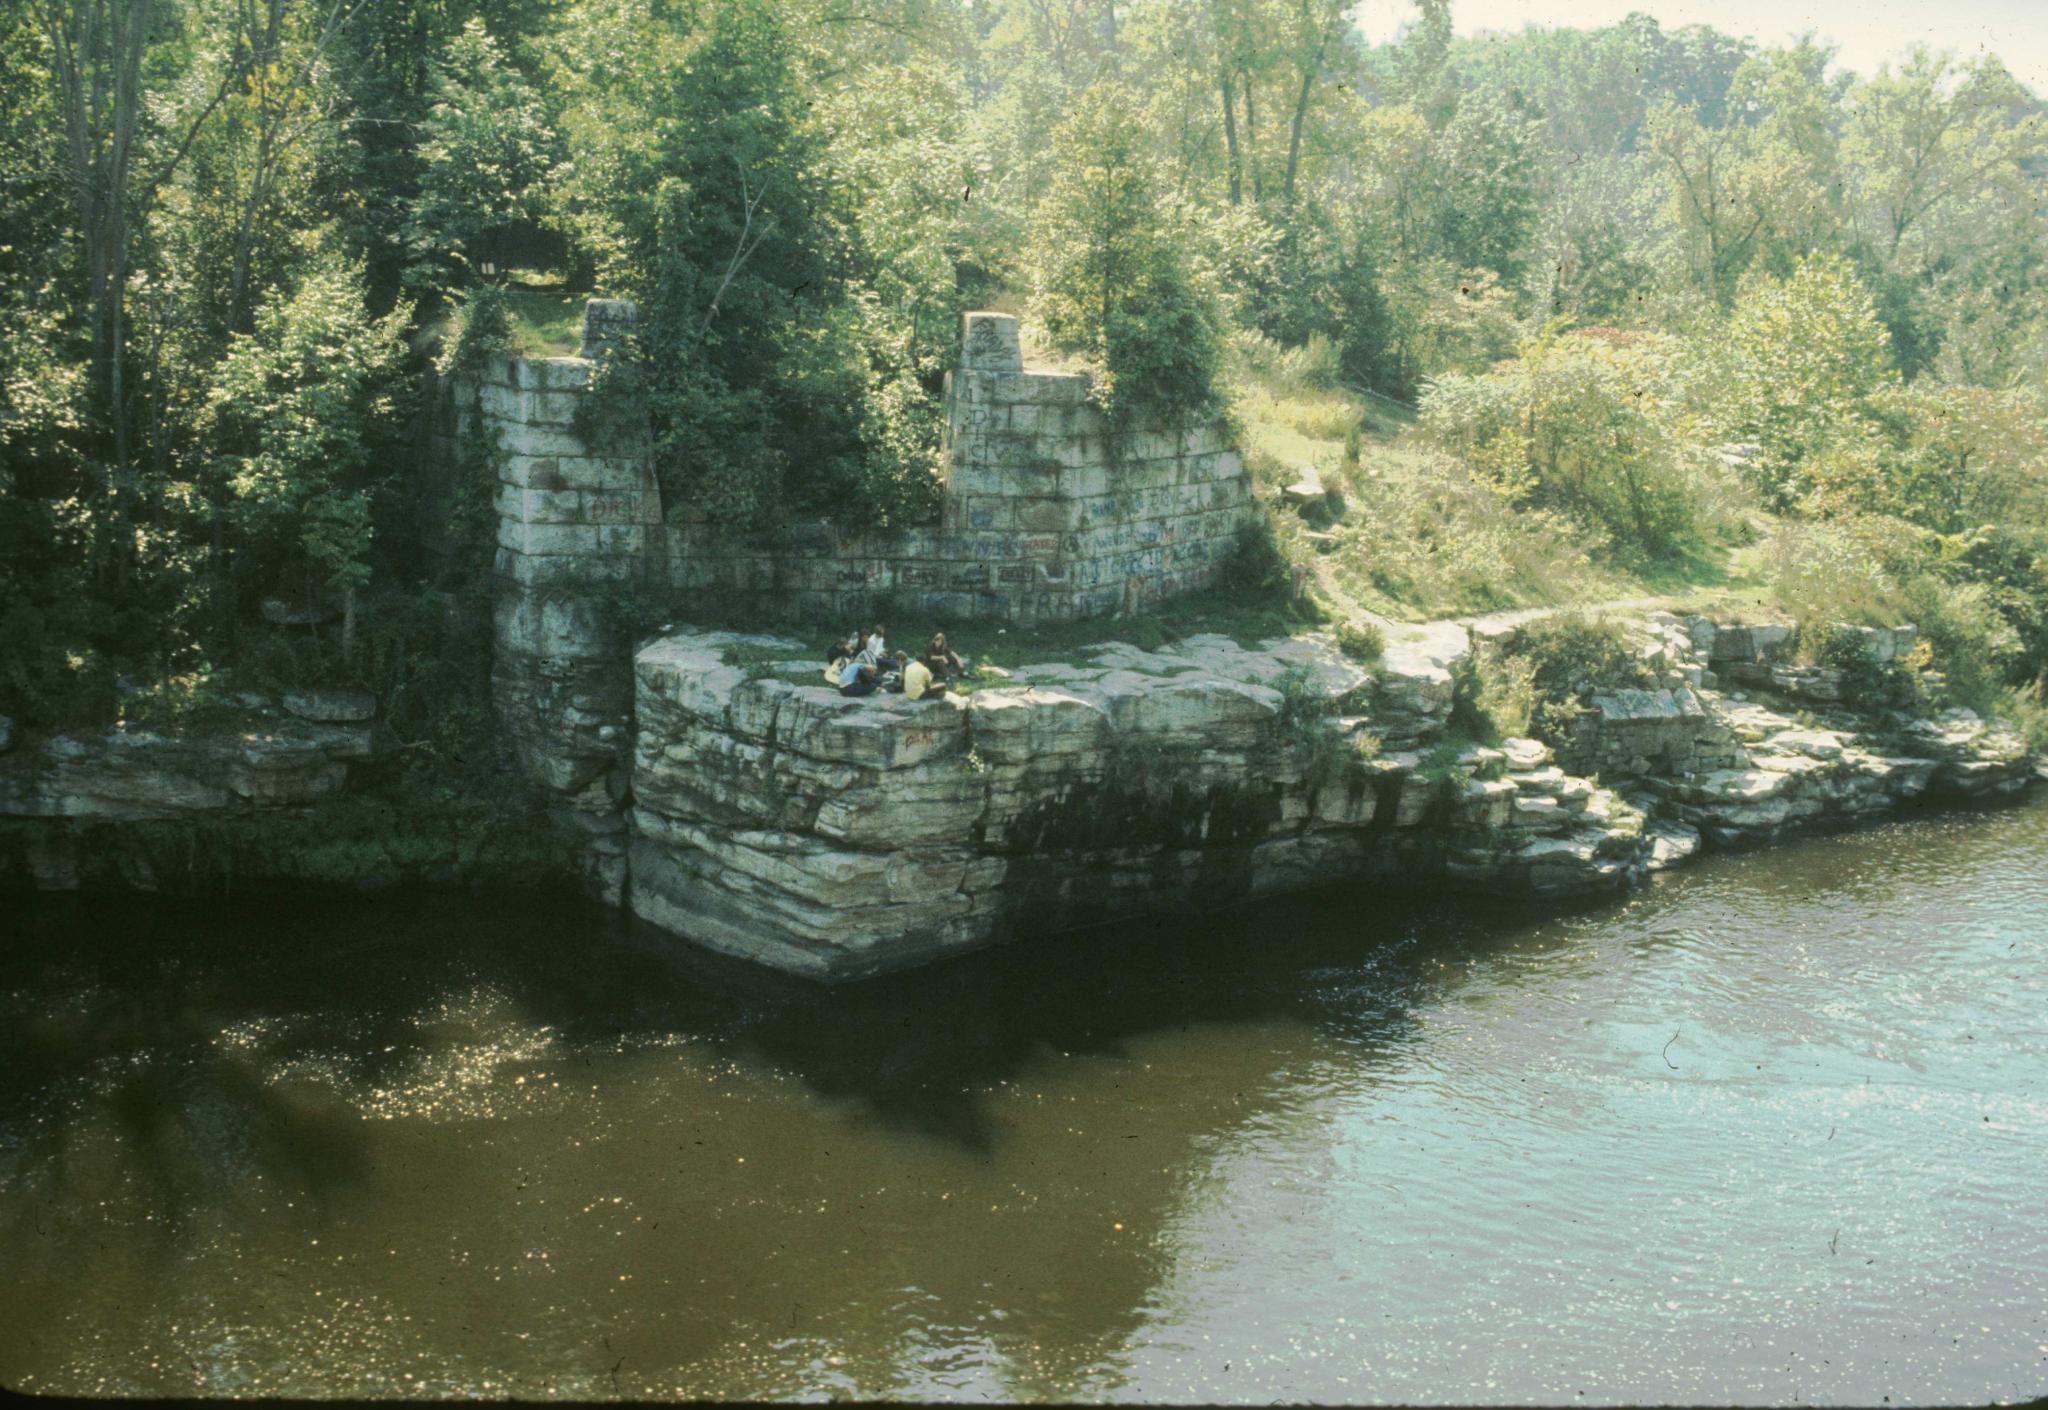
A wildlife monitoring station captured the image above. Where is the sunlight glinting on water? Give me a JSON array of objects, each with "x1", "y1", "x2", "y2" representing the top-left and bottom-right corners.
[{"x1": 2, "y1": 799, "x2": 2045, "y2": 1403}]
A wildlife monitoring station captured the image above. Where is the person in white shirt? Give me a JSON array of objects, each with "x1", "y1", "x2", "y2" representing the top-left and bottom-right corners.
[{"x1": 859, "y1": 624, "x2": 887, "y2": 666}]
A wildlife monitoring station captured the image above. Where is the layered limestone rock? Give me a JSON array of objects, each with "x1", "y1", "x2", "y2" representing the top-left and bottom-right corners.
[
  {"x1": 0, "y1": 707, "x2": 378, "y2": 889},
  {"x1": 1539, "y1": 611, "x2": 2035, "y2": 844},
  {"x1": 0, "y1": 715, "x2": 373, "y2": 821},
  {"x1": 623, "y1": 609, "x2": 2040, "y2": 981},
  {"x1": 626, "y1": 628, "x2": 1649, "y2": 980},
  {"x1": 1636, "y1": 702, "x2": 2031, "y2": 845}
]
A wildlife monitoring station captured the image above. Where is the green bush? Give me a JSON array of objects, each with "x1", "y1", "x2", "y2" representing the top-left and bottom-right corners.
[
  {"x1": 1335, "y1": 620, "x2": 1386, "y2": 664},
  {"x1": 2007, "y1": 678, "x2": 2048, "y2": 753},
  {"x1": 1420, "y1": 328, "x2": 1703, "y2": 563},
  {"x1": 1902, "y1": 575, "x2": 2022, "y2": 712},
  {"x1": 1500, "y1": 614, "x2": 1648, "y2": 699},
  {"x1": 1218, "y1": 517, "x2": 1293, "y2": 597},
  {"x1": 1810, "y1": 623, "x2": 1919, "y2": 710},
  {"x1": 1449, "y1": 647, "x2": 1535, "y2": 743},
  {"x1": 1455, "y1": 613, "x2": 1651, "y2": 745},
  {"x1": 436, "y1": 282, "x2": 516, "y2": 375},
  {"x1": 1770, "y1": 513, "x2": 2036, "y2": 715},
  {"x1": 1697, "y1": 253, "x2": 1896, "y2": 510}
]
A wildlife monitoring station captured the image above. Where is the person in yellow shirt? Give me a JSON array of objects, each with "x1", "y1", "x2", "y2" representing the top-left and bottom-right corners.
[{"x1": 897, "y1": 650, "x2": 940, "y2": 700}]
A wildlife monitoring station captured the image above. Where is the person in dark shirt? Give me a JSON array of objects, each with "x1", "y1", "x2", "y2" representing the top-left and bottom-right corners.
[{"x1": 922, "y1": 631, "x2": 966, "y2": 682}]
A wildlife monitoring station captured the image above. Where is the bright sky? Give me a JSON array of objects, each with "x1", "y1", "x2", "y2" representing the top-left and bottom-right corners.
[{"x1": 1352, "y1": 0, "x2": 2048, "y2": 97}]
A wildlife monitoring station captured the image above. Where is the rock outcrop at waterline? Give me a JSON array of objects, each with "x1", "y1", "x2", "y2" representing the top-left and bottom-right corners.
[
  {"x1": 2, "y1": 605, "x2": 2038, "y2": 979},
  {"x1": 627, "y1": 628, "x2": 1644, "y2": 980},
  {"x1": 622, "y1": 613, "x2": 2037, "y2": 981},
  {"x1": 0, "y1": 704, "x2": 374, "y2": 821}
]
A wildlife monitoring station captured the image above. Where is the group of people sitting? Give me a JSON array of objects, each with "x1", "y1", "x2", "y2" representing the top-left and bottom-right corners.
[{"x1": 824, "y1": 624, "x2": 970, "y2": 700}]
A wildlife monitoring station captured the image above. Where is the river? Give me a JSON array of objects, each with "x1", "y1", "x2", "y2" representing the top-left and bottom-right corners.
[{"x1": 3, "y1": 799, "x2": 2045, "y2": 1403}]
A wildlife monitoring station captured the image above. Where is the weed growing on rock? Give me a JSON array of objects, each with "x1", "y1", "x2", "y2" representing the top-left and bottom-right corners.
[
  {"x1": 1450, "y1": 649, "x2": 1536, "y2": 743},
  {"x1": 1461, "y1": 614, "x2": 1654, "y2": 746},
  {"x1": 1810, "y1": 624, "x2": 1920, "y2": 711},
  {"x1": 1335, "y1": 621, "x2": 1386, "y2": 664},
  {"x1": 1219, "y1": 518, "x2": 1295, "y2": 597},
  {"x1": 721, "y1": 641, "x2": 808, "y2": 684}
]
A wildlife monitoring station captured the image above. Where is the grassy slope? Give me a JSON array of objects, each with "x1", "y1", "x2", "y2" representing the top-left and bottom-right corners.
[{"x1": 1231, "y1": 364, "x2": 1767, "y2": 628}]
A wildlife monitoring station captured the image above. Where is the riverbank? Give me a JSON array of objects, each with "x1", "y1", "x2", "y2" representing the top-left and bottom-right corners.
[
  {"x1": 4, "y1": 601, "x2": 2040, "y2": 977},
  {"x1": 620, "y1": 610, "x2": 2038, "y2": 979},
  {"x1": 0, "y1": 688, "x2": 578, "y2": 895}
]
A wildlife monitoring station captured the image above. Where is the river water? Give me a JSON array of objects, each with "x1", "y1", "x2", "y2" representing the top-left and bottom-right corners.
[{"x1": 3, "y1": 800, "x2": 2045, "y2": 1404}]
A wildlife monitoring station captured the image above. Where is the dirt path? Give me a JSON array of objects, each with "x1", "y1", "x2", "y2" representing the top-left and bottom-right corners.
[{"x1": 1306, "y1": 524, "x2": 1772, "y2": 648}]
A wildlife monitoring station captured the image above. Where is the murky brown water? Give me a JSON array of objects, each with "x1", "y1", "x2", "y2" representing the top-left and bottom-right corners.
[{"x1": 3, "y1": 799, "x2": 2046, "y2": 1403}]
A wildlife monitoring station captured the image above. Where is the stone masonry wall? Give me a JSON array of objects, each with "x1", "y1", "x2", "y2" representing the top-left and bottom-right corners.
[
  {"x1": 472, "y1": 306, "x2": 1254, "y2": 631},
  {"x1": 468, "y1": 342, "x2": 664, "y2": 900},
  {"x1": 661, "y1": 379, "x2": 1249, "y2": 624},
  {"x1": 658, "y1": 313, "x2": 1252, "y2": 623},
  {"x1": 470, "y1": 303, "x2": 1255, "y2": 894}
]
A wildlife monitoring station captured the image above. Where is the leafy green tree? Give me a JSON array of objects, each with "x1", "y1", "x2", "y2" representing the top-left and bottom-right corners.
[
  {"x1": 1423, "y1": 327, "x2": 1697, "y2": 558},
  {"x1": 566, "y1": 0, "x2": 939, "y2": 528},
  {"x1": 199, "y1": 256, "x2": 411, "y2": 654},
  {"x1": 406, "y1": 17, "x2": 560, "y2": 294},
  {"x1": 1029, "y1": 85, "x2": 1226, "y2": 432},
  {"x1": 1529, "y1": 155, "x2": 1663, "y2": 323},
  {"x1": 1863, "y1": 384, "x2": 2048, "y2": 536},
  {"x1": 1429, "y1": 90, "x2": 1544, "y2": 283},
  {"x1": 1841, "y1": 50, "x2": 2048, "y2": 379},
  {"x1": 1698, "y1": 251, "x2": 1895, "y2": 506},
  {"x1": 1388, "y1": 0, "x2": 1456, "y2": 128}
]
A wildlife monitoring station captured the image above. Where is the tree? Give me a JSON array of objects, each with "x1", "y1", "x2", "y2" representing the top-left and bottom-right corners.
[
  {"x1": 1278, "y1": 0, "x2": 1347, "y2": 204},
  {"x1": 1429, "y1": 89, "x2": 1544, "y2": 283},
  {"x1": 1029, "y1": 84, "x2": 1225, "y2": 432},
  {"x1": 1841, "y1": 50, "x2": 2048, "y2": 378},
  {"x1": 199, "y1": 254, "x2": 411, "y2": 655},
  {"x1": 1529, "y1": 154, "x2": 1663, "y2": 323},
  {"x1": 1389, "y1": 0, "x2": 1455, "y2": 128},
  {"x1": 1642, "y1": 98, "x2": 1769, "y2": 305},
  {"x1": 1702, "y1": 251, "x2": 1895, "y2": 506},
  {"x1": 405, "y1": 17, "x2": 559, "y2": 293},
  {"x1": 564, "y1": 0, "x2": 943, "y2": 529},
  {"x1": 39, "y1": 0, "x2": 260, "y2": 565}
]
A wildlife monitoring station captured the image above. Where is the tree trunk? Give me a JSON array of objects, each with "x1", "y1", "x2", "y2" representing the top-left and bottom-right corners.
[
  {"x1": 1283, "y1": 64, "x2": 1314, "y2": 203},
  {"x1": 1243, "y1": 70, "x2": 1261, "y2": 200},
  {"x1": 1219, "y1": 66, "x2": 1243, "y2": 204},
  {"x1": 1283, "y1": 3, "x2": 1333, "y2": 206}
]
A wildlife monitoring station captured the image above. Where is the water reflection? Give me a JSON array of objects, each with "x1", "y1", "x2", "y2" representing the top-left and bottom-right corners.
[
  {"x1": 0, "y1": 879, "x2": 1474, "y2": 1399},
  {"x1": 2, "y1": 796, "x2": 2044, "y2": 1402}
]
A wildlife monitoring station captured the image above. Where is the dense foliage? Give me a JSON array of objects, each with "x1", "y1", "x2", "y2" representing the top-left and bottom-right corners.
[
  {"x1": 1028, "y1": 86, "x2": 1227, "y2": 435},
  {"x1": 1, "y1": 0, "x2": 2045, "y2": 738}
]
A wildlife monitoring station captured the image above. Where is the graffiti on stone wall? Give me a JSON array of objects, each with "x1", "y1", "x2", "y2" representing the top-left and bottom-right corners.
[{"x1": 586, "y1": 492, "x2": 650, "y2": 523}]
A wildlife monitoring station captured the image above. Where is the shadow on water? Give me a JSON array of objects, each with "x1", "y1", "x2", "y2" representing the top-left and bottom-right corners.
[
  {"x1": 0, "y1": 876, "x2": 1620, "y2": 1397},
  {"x1": 1, "y1": 874, "x2": 1609, "y2": 1200},
  {"x1": 6, "y1": 794, "x2": 2046, "y2": 1399},
  {"x1": 682, "y1": 886, "x2": 1603, "y2": 1144}
]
